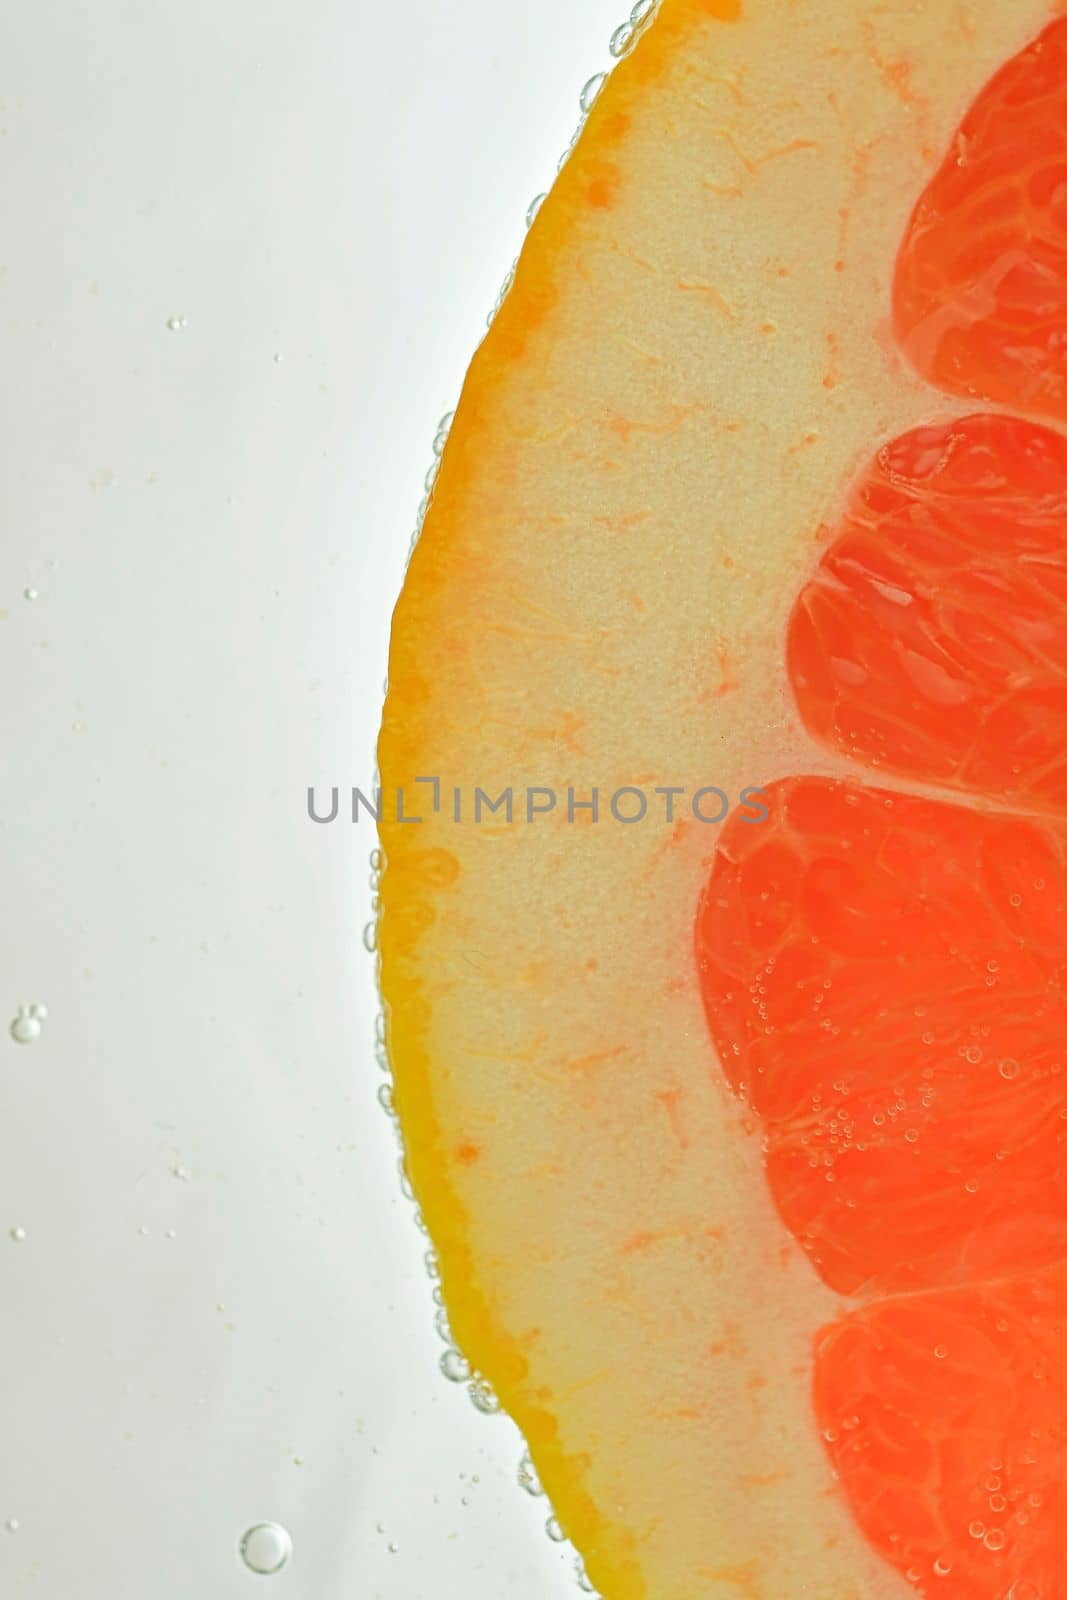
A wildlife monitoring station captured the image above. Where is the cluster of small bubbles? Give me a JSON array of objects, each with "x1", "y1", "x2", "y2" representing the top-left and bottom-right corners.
[
  {"x1": 468, "y1": 1375, "x2": 502, "y2": 1415},
  {"x1": 433, "y1": 412, "x2": 454, "y2": 456},
  {"x1": 546, "y1": 1515, "x2": 566, "y2": 1543},
  {"x1": 9, "y1": 1002, "x2": 47, "y2": 1045},
  {"x1": 362, "y1": 920, "x2": 378, "y2": 954},
  {"x1": 580, "y1": 72, "x2": 607, "y2": 113},
  {"x1": 517, "y1": 1449, "x2": 544, "y2": 1496},
  {"x1": 239, "y1": 1523, "x2": 292, "y2": 1576},
  {"x1": 487, "y1": 260, "x2": 518, "y2": 327},
  {"x1": 440, "y1": 1347, "x2": 472, "y2": 1384}
]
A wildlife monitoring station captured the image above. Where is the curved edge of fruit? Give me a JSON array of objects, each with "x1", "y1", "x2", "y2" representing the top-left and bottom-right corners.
[{"x1": 375, "y1": 5, "x2": 745, "y2": 1597}]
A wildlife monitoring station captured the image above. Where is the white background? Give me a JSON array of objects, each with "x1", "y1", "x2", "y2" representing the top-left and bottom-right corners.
[{"x1": 0, "y1": 1, "x2": 628, "y2": 1594}]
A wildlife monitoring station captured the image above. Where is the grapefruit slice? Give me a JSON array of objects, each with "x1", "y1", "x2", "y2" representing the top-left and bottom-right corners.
[{"x1": 377, "y1": 4, "x2": 1066, "y2": 1596}]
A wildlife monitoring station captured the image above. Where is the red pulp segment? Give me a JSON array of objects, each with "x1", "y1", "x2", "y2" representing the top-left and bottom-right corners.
[
  {"x1": 787, "y1": 413, "x2": 1067, "y2": 815},
  {"x1": 894, "y1": 17, "x2": 1067, "y2": 425},
  {"x1": 697, "y1": 777, "x2": 1067, "y2": 1299},
  {"x1": 815, "y1": 1266, "x2": 1067, "y2": 1600}
]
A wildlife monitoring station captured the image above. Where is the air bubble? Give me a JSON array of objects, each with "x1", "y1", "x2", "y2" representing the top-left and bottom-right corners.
[
  {"x1": 518, "y1": 1450, "x2": 544, "y2": 1496},
  {"x1": 999, "y1": 1058, "x2": 1021, "y2": 1081},
  {"x1": 362, "y1": 921, "x2": 378, "y2": 953},
  {"x1": 526, "y1": 193, "x2": 547, "y2": 229},
  {"x1": 239, "y1": 1522, "x2": 292, "y2": 1575},
  {"x1": 580, "y1": 73, "x2": 607, "y2": 113},
  {"x1": 165, "y1": 315, "x2": 187, "y2": 331},
  {"x1": 23, "y1": 586, "x2": 39, "y2": 601},
  {"x1": 933, "y1": 1345, "x2": 948, "y2": 1360},
  {"x1": 9, "y1": 1003, "x2": 47, "y2": 1044},
  {"x1": 377, "y1": 1082, "x2": 395, "y2": 1116},
  {"x1": 610, "y1": 22, "x2": 635, "y2": 55},
  {"x1": 631, "y1": 0, "x2": 656, "y2": 23},
  {"x1": 557, "y1": 130, "x2": 581, "y2": 174},
  {"x1": 576, "y1": 1555, "x2": 598, "y2": 1593},
  {"x1": 932, "y1": 1558, "x2": 952, "y2": 1577},
  {"x1": 9, "y1": 1227, "x2": 25, "y2": 1243},
  {"x1": 4, "y1": 1519, "x2": 18, "y2": 1533},
  {"x1": 546, "y1": 1515, "x2": 566, "y2": 1543},
  {"x1": 440, "y1": 1348, "x2": 471, "y2": 1384},
  {"x1": 983, "y1": 1529, "x2": 1006, "y2": 1552},
  {"x1": 968, "y1": 1521, "x2": 985, "y2": 1540}
]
